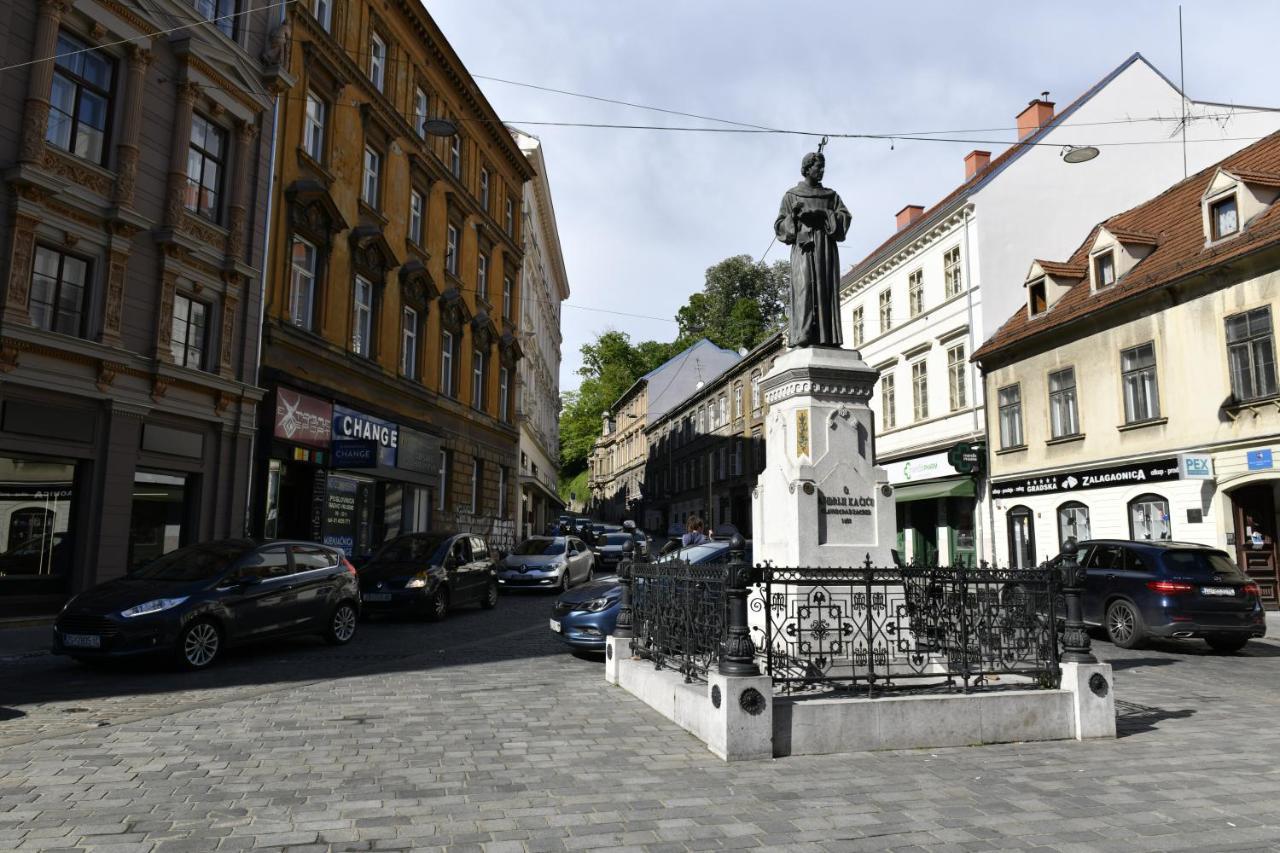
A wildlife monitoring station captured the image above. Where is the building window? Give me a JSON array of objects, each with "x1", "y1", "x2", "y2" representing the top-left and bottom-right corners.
[
  {"x1": 943, "y1": 246, "x2": 962, "y2": 298},
  {"x1": 30, "y1": 246, "x2": 88, "y2": 336},
  {"x1": 1093, "y1": 251, "x2": 1116, "y2": 288},
  {"x1": 880, "y1": 373, "x2": 896, "y2": 430},
  {"x1": 361, "y1": 146, "x2": 381, "y2": 208},
  {"x1": 911, "y1": 360, "x2": 928, "y2": 421},
  {"x1": 477, "y1": 253, "x2": 489, "y2": 301},
  {"x1": 400, "y1": 306, "x2": 418, "y2": 378},
  {"x1": 185, "y1": 114, "x2": 226, "y2": 222},
  {"x1": 908, "y1": 269, "x2": 924, "y2": 317},
  {"x1": 879, "y1": 290, "x2": 892, "y2": 332},
  {"x1": 1129, "y1": 493, "x2": 1171, "y2": 541},
  {"x1": 1057, "y1": 502, "x2": 1090, "y2": 549},
  {"x1": 170, "y1": 293, "x2": 208, "y2": 369},
  {"x1": 479, "y1": 168, "x2": 490, "y2": 210},
  {"x1": 850, "y1": 306, "x2": 864, "y2": 347},
  {"x1": 719, "y1": 395, "x2": 728, "y2": 428},
  {"x1": 1007, "y1": 506, "x2": 1036, "y2": 570},
  {"x1": 437, "y1": 449, "x2": 449, "y2": 511},
  {"x1": 369, "y1": 32, "x2": 386, "y2": 92},
  {"x1": 499, "y1": 366, "x2": 510, "y2": 421},
  {"x1": 751, "y1": 372, "x2": 762, "y2": 412},
  {"x1": 471, "y1": 348, "x2": 486, "y2": 410},
  {"x1": 289, "y1": 237, "x2": 317, "y2": 330},
  {"x1": 734, "y1": 383, "x2": 743, "y2": 421},
  {"x1": 440, "y1": 329, "x2": 456, "y2": 397},
  {"x1": 409, "y1": 190, "x2": 424, "y2": 245},
  {"x1": 352, "y1": 275, "x2": 373, "y2": 357},
  {"x1": 947, "y1": 344, "x2": 966, "y2": 411},
  {"x1": 998, "y1": 384, "x2": 1023, "y2": 448},
  {"x1": 1121, "y1": 342, "x2": 1160, "y2": 423},
  {"x1": 413, "y1": 87, "x2": 428, "y2": 138},
  {"x1": 505, "y1": 197, "x2": 515, "y2": 235},
  {"x1": 46, "y1": 32, "x2": 113, "y2": 164},
  {"x1": 1210, "y1": 195, "x2": 1238, "y2": 240},
  {"x1": 312, "y1": 0, "x2": 332, "y2": 31},
  {"x1": 303, "y1": 91, "x2": 326, "y2": 161},
  {"x1": 449, "y1": 132, "x2": 461, "y2": 178},
  {"x1": 502, "y1": 276, "x2": 512, "y2": 319},
  {"x1": 470, "y1": 458, "x2": 481, "y2": 514},
  {"x1": 1225, "y1": 306, "x2": 1278, "y2": 401},
  {"x1": 193, "y1": 0, "x2": 237, "y2": 37},
  {"x1": 446, "y1": 225, "x2": 459, "y2": 276},
  {"x1": 1028, "y1": 278, "x2": 1047, "y2": 316},
  {"x1": 1048, "y1": 367, "x2": 1079, "y2": 438}
]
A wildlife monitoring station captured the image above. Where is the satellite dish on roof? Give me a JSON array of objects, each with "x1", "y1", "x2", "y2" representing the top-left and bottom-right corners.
[{"x1": 1061, "y1": 145, "x2": 1099, "y2": 164}]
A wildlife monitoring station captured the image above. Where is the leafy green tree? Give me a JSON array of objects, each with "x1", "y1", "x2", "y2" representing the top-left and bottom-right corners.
[{"x1": 675, "y1": 255, "x2": 788, "y2": 351}]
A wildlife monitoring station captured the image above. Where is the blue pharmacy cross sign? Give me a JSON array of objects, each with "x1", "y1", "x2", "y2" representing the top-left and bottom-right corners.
[{"x1": 1247, "y1": 449, "x2": 1274, "y2": 471}]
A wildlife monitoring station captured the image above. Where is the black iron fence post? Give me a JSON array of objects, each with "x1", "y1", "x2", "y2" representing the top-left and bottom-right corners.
[
  {"x1": 719, "y1": 534, "x2": 760, "y2": 677},
  {"x1": 614, "y1": 540, "x2": 634, "y2": 640},
  {"x1": 1059, "y1": 538, "x2": 1097, "y2": 664}
]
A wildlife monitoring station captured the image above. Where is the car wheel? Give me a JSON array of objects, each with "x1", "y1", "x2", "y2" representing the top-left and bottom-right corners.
[
  {"x1": 560, "y1": 569, "x2": 572, "y2": 594},
  {"x1": 1205, "y1": 634, "x2": 1249, "y2": 654},
  {"x1": 325, "y1": 601, "x2": 359, "y2": 645},
  {"x1": 176, "y1": 619, "x2": 221, "y2": 670},
  {"x1": 427, "y1": 586, "x2": 450, "y2": 622},
  {"x1": 1105, "y1": 600, "x2": 1145, "y2": 649},
  {"x1": 587, "y1": 562, "x2": 595, "y2": 583},
  {"x1": 481, "y1": 580, "x2": 499, "y2": 610}
]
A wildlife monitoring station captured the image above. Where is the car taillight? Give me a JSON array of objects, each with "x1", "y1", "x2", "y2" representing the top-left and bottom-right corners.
[
  {"x1": 1147, "y1": 580, "x2": 1194, "y2": 594},
  {"x1": 343, "y1": 559, "x2": 358, "y2": 576},
  {"x1": 1242, "y1": 582, "x2": 1261, "y2": 597}
]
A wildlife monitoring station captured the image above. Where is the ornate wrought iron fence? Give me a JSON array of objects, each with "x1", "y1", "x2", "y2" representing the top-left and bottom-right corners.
[
  {"x1": 751, "y1": 562, "x2": 1061, "y2": 695},
  {"x1": 629, "y1": 560, "x2": 727, "y2": 682}
]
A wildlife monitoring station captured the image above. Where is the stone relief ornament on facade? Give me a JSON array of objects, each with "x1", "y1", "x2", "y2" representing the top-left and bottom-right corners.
[{"x1": 795, "y1": 409, "x2": 810, "y2": 458}]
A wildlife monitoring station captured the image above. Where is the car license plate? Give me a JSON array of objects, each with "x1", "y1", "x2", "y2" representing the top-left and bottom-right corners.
[
  {"x1": 1201, "y1": 587, "x2": 1235, "y2": 596},
  {"x1": 62, "y1": 633, "x2": 100, "y2": 649},
  {"x1": 549, "y1": 619, "x2": 561, "y2": 633},
  {"x1": 363, "y1": 592, "x2": 392, "y2": 602}
]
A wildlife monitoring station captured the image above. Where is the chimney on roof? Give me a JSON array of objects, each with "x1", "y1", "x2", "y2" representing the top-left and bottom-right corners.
[
  {"x1": 895, "y1": 204, "x2": 925, "y2": 231},
  {"x1": 964, "y1": 150, "x2": 992, "y2": 180},
  {"x1": 1016, "y1": 92, "x2": 1055, "y2": 140}
]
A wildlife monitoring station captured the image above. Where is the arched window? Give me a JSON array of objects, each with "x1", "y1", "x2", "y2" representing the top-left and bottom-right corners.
[
  {"x1": 1129, "y1": 493, "x2": 1171, "y2": 541},
  {"x1": 1057, "y1": 501, "x2": 1090, "y2": 549},
  {"x1": 1007, "y1": 505, "x2": 1036, "y2": 570}
]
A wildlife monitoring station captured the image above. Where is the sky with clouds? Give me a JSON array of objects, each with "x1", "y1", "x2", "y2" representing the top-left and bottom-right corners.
[{"x1": 429, "y1": 0, "x2": 1280, "y2": 392}]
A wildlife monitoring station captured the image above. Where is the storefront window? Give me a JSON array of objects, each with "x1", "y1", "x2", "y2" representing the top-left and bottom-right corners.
[
  {"x1": 1129, "y1": 493, "x2": 1171, "y2": 541},
  {"x1": 128, "y1": 472, "x2": 190, "y2": 570},
  {"x1": 1007, "y1": 505, "x2": 1035, "y2": 570},
  {"x1": 1057, "y1": 501, "x2": 1090, "y2": 548},
  {"x1": 0, "y1": 456, "x2": 76, "y2": 589}
]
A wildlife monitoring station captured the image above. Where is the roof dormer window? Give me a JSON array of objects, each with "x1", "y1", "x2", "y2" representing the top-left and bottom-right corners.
[
  {"x1": 1093, "y1": 251, "x2": 1116, "y2": 288},
  {"x1": 1028, "y1": 278, "x2": 1047, "y2": 317},
  {"x1": 1210, "y1": 194, "x2": 1239, "y2": 240}
]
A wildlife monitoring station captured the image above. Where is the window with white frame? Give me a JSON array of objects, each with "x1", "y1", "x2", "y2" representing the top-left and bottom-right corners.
[
  {"x1": 1121, "y1": 342, "x2": 1160, "y2": 423},
  {"x1": 445, "y1": 224, "x2": 459, "y2": 276},
  {"x1": 505, "y1": 197, "x2": 514, "y2": 235},
  {"x1": 170, "y1": 293, "x2": 208, "y2": 370},
  {"x1": 440, "y1": 329, "x2": 455, "y2": 396},
  {"x1": 312, "y1": 0, "x2": 332, "y2": 31},
  {"x1": 1129, "y1": 493, "x2": 1171, "y2": 541},
  {"x1": 477, "y1": 253, "x2": 489, "y2": 301},
  {"x1": 1057, "y1": 502, "x2": 1090, "y2": 548},
  {"x1": 1093, "y1": 251, "x2": 1116, "y2": 288},
  {"x1": 1225, "y1": 306, "x2": 1278, "y2": 401},
  {"x1": 998, "y1": 384, "x2": 1023, "y2": 448},
  {"x1": 1028, "y1": 278, "x2": 1047, "y2": 316},
  {"x1": 409, "y1": 189, "x2": 424, "y2": 245},
  {"x1": 751, "y1": 372, "x2": 761, "y2": 412},
  {"x1": 470, "y1": 458, "x2": 481, "y2": 514},
  {"x1": 499, "y1": 366, "x2": 510, "y2": 421},
  {"x1": 361, "y1": 146, "x2": 380, "y2": 207},
  {"x1": 947, "y1": 344, "x2": 966, "y2": 411},
  {"x1": 471, "y1": 348, "x2": 485, "y2": 409},
  {"x1": 46, "y1": 32, "x2": 114, "y2": 165},
  {"x1": 303, "y1": 91, "x2": 326, "y2": 161},
  {"x1": 734, "y1": 383, "x2": 743, "y2": 421},
  {"x1": 911, "y1": 359, "x2": 928, "y2": 421},
  {"x1": 368, "y1": 32, "x2": 386, "y2": 92},
  {"x1": 289, "y1": 237, "x2": 317, "y2": 330},
  {"x1": 413, "y1": 87, "x2": 428, "y2": 138},
  {"x1": 400, "y1": 306, "x2": 418, "y2": 378},
  {"x1": 1210, "y1": 194, "x2": 1239, "y2": 240},
  {"x1": 880, "y1": 373, "x2": 896, "y2": 430},
  {"x1": 352, "y1": 276, "x2": 373, "y2": 356},
  {"x1": 943, "y1": 246, "x2": 962, "y2": 298},
  {"x1": 908, "y1": 269, "x2": 924, "y2": 317},
  {"x1": 850, "y1": 305, "x2": 864, "y2": 347},
  {"x1": 449, "y1": 132, "x2": 461, "y2": 178},
  {"x1": 879, "y1": 289, "x2": 892, "y2": 332},
  {"x1": 479, "y1": 168, "x2": 490, "y2": 210},
  {"x1": 1048, "y1": 367, "x2": 1079, "y2": 438},
  {"x1": 718, "y1": 395, "x2": 727, "y2": 428}
]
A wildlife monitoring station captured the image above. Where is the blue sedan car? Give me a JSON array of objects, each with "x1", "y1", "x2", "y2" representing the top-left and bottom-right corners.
[{"x1": 550, "y1": 540, "x2": 749, "y2": 652}]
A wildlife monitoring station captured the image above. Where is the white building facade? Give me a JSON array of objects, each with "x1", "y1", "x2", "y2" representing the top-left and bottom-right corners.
[
  {"x1": 839, "y1": 53, "x2": 1280, "y2": 567},
  {"x1": 513, "y1": 130, "x2": 570, "y2": 539}
]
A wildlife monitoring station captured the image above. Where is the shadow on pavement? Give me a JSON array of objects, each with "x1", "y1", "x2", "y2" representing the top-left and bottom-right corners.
[
  {"x1": 1106, "y1": 657, "x2": 1179, "y2": 672},
  {"x1": 1115, "y1": 698, "x2": 1196, "y2": 737}
]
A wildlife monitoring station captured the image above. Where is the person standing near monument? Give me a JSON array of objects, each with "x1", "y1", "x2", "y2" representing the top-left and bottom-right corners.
[{"x1": 773, "y1": 149, "x2": 851, "y2": 348}]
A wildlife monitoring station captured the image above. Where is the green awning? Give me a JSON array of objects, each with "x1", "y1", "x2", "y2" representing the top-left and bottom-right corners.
[{"x1": 892, "y1": 476, "x2": 974, "y2": 502}]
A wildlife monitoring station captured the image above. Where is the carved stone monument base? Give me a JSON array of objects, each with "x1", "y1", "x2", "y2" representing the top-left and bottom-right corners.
[{"x1": 751, "y1": 346, "x2": 897, "y2": 569}]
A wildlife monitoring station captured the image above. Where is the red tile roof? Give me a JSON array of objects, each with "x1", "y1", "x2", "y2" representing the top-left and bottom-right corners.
[
  {"x1": 1228, "y1": 168, "x2": 1280, "y2": 189},
  {"x1": 973, "y1": 130, "x2": 1280, "y2": 363},
  {"x1": 1033, "y1": 260, "x2": 1087, "y2": 279},
  {"x1": 1105, "y1": 226, "x2": 1160, "y2": 246}
]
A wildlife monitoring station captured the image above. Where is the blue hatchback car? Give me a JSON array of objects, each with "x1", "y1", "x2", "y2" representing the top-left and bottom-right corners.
[
  {"x1": 1068, "y1": 539, "x2": 1265, "y2": 652},
  {"x1": 550, "y1": 540, "x2": 749, "y2": 652}
]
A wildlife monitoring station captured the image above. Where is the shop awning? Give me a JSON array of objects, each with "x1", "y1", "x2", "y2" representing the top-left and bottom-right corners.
[{"x1": 893, "y1": 477, "x2": 974, "y2": 502}]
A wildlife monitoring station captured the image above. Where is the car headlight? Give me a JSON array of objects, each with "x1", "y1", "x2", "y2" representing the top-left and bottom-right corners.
[
  {"x1": 405, "y1": 571, "x2": 429, "y2": 589},
  {"x1": 120, "y1": 597, "x2": 188, "y2": 618},
  {"x1": 573, "y1": 597, "x2": 616, "y2": 613}
]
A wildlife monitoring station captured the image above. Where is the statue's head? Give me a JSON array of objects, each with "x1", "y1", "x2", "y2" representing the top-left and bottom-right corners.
[{"x1": 801, "y1": 151, "x2": 825, "y2": 181}]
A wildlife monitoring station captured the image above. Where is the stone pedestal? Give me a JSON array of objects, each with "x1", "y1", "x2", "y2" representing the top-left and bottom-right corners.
[
  {"x1": 705, "y1": 673, "x2": 774, "y2": 761},
  {"x1": 752, "y1": 346, "x2": 896, "y2": 569},
  {"x1": 604, "y1": 635, "x2": 624, "y2": 686},
  {"x1": 1060, "y1": 661, "x2": 1117, "y2": 740}
]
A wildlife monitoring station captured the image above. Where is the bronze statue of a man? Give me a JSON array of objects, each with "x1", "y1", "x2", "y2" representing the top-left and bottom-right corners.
[{"x1": 774, "y1": 151, "x2": 851, "y2": 348}]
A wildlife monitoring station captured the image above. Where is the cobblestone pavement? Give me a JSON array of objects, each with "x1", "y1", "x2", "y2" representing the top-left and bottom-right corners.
[{"x1": 2, "y1": 591, "x2": 1280, "y2": 852}]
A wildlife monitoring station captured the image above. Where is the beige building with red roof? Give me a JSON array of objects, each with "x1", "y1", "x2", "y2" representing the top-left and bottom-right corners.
[{"x1": 973, "y1": 131, "x2": 1280, "y2": 606}]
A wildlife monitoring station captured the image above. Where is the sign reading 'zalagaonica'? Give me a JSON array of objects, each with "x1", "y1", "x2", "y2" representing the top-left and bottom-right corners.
[{"x1": 991, "y1": 457, "x2": 1180, "y2": 499}]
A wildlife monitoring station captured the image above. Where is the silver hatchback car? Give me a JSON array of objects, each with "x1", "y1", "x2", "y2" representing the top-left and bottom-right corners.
[{"x1": 497, "y1": 536, "x2": 595, "y2": 593}]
